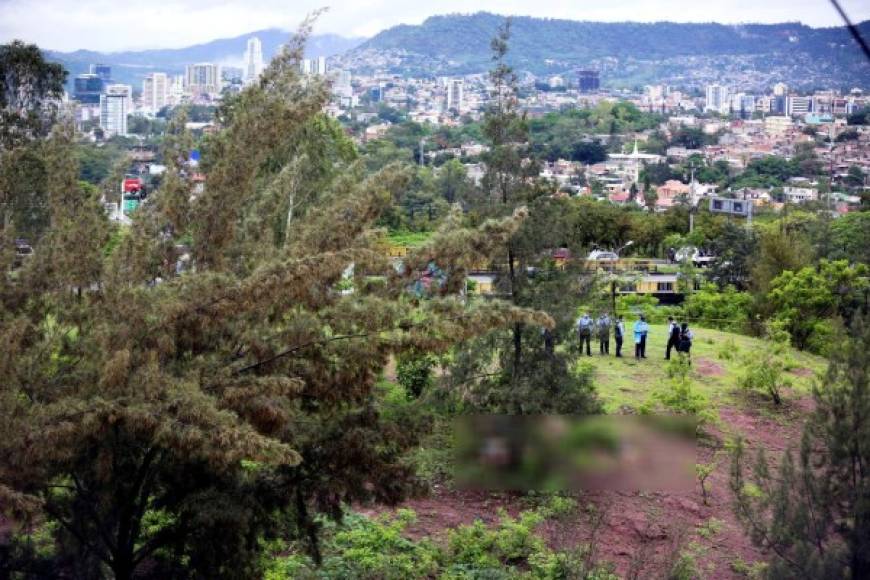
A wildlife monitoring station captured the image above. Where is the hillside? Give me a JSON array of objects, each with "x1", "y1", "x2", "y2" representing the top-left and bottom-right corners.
[
  {"x1": 48, "y1": 29, "x2": 364, "y2": 91},
  {"x1": 339, "y1": 12, "x2": 870, "y2": 89},
  {"x1": 366, "y1": 325, "x2": 829, "y2": 578}
]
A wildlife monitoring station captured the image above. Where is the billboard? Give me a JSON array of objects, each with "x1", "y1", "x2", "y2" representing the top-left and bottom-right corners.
[{"x1": 709, "y1": 197, "x2": 751, "y2": 216}]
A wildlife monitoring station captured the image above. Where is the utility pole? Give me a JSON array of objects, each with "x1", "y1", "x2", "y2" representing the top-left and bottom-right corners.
[{"x1": 419, "y1": 138, "x2": 425, "y2": 167}]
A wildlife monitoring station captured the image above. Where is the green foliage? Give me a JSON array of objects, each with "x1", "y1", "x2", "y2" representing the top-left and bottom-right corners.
[
  {"x1": 641, "y1": 357, "x2": 716, "y2": 426},
  {"x1": 766, "y1": 259, "x2": 868, "y2": 352},
  {"x1": 738, "y1": 323, "x2": 793, "y2": 405},
  {"x1": 396, "y1": 353, "x2": 436, "y2": 398},
  {"x1": 683, "y1": 283, "x2": 751, "y2": 332},
  {"x1": 731, "y1": 315, "x2": 870, "y2": 578},
  {"x1": 264, "y1": 506, "x2": 617, "y2": 579},
  {"x1": 0, "y1": 40, "x2": 67, "y2": 149}
]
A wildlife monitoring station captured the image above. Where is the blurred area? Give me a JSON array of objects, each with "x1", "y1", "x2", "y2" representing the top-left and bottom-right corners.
[{"x1": 454, "y1": 415, "x2": 697, "y2": 492}]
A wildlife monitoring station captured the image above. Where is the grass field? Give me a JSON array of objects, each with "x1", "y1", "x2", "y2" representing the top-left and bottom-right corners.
[{"x1": 573, "y1": 324, "x2": 828, "y2": 413}]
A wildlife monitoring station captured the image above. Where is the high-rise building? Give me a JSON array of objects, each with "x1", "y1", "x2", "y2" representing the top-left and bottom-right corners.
[
  {"x1": 705, "y1": 84, "x2": 731, "y2": 114},
  {"x1": 73, "y1": 74, "x2": 103, "y2": 104},
  {"x1": 317, "y1": 56, "x2": 327, "y2": 75},
  {"x1": 577, "y1": 70, "x2": 600, "y2": 93},
  {"x1": 446, "y1": 79, "x2": 464, "y2": 113},
  {"x1": 100, "y1": 84, "x2": 131, "y2": 137},
  {"x1": 772, "y1": 82, "x2": 789, "y2": 97},
  {"x1": 244, "y1": 37, "x2": 265, "y2": 85},
  {"x1": 142, "y1": 72, "x2": 169, "y2": 113},
  {"x1": 786, "y1": 95, "x2": 811, "y2": 116},
  {"x1": 90, "y1": 64, "x2": 111, "y2": 83},
  {"x1": 185, "y1": 63, "x2": 222, "y2": 96}
]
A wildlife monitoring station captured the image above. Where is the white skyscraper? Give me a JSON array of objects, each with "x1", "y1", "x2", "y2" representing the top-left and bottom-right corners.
[
  {"x1": 446, "y1": 79, "x2": 464, "y2": 113},
  {"x1": 244, "y1": 37, "x2": 265, "y2": 85},
  {"x1": 705, "y1": 84, "x2": 730, "y2": 114},
  {"x1": 185, "y1": 63, "x2": 222, "y2": 96},
  {"x1": 316, "y1": 56, "x2": 327, "y2": 75},
  {"x1": 100, "y1": 84, "x2": 132, "y2": 137},
  {"x1": 142, "y1": 72, "x2": 168, "y2": 112}
]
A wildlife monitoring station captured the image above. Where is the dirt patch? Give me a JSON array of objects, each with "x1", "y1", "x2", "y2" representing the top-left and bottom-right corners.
[
  {"x1": 694, "y1": 357, "x2": 724, "y2": 377},
  {"x1": 364, "y1": 395, "x2": 816, "y2": 579},
  {"x1": 789, "y1": 367, "x2": 815, "y2": 378}
]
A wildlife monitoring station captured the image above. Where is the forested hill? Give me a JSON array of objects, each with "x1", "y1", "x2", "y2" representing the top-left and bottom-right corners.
[{"x1": 345, "y1": 12, "x2": 870, "y2": 88}]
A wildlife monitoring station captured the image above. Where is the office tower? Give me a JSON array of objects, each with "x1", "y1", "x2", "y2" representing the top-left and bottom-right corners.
[
  {"x1": 705, "y1": 84, "x2": 730, "y2": 114},
  {"x1": 577, "y1": 70, "x2": 600, "y2": 93},
  {"x1": 244, "y1": 37, "x2": 265, "y2": 85},
  {"x1": 185, "y1": 63, "x2": 222, "y2": 96},
  {"x1": 73, "y1": 74, "x2": 103, "y2": 104},
  {"x1": 100, "y1": 84, "x2": 131, "y2": 137},
  {"x1": 446, "y1": 78, "x2": 464, "y2": 113},
  {"x1": 786, "y1": 95, "x2": 811, "y2": 116},
  {"x1": 315, "y1": 56, "x2": 327, "y2": 75},
  {"x1": 90, "y1": 64, "x2": 112, "y2": 84},
  {"x1": 772, "y1": 82, "x2": 789, "y2": 97},
  {"x1": 142, "y1": 72, "x2": 168, "y2": 112}
]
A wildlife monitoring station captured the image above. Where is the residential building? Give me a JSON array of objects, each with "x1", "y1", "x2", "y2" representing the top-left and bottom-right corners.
[
  {"x1": 100, "y1": 84, "x2": 131, "y2": 137},
  {"x1": 185, "y1": 63, "x2": 222, "y2": 96},
  {"x1": 142, "y1": 72, "x2": 169, "y2": 112},
  {"x1": 243, "y1": 37, "x2": 265, "y2": 85},
  {"x1": 764, "y1": 116, "x2": 793, "y2": 135},
  {"x1": 782, "y1": 186, "x2": 818, "y2": 203}
]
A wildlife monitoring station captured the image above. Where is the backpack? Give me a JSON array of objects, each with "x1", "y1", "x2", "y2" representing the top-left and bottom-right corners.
[{"x1": 678, "y1": 329, "x2": 692, "y2": 352}]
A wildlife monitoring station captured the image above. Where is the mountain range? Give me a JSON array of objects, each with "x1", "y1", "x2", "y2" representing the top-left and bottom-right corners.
[
  {"x1": 47, "y1": 12, "x2": 870, "y2": 92},
  {"x1": 48, "y1": 30, "x2": 364, "y2": 90},
  {"x1": 339, "y1": 12, "x2": 870, "y2": 89}
]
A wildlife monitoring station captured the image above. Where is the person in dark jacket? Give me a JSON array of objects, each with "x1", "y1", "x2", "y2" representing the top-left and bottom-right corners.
[
  {"x1": 597, "y1": 313, "x2": 611, "y2": 355},
  {"x1": 665, "y1": 316, "x2": 680, "y2": 360},
  {"x1": 614, "y1": 315, "x2": 625, "y2": 357},
  {"x1": 677, "y1": 322, "x2": 694, "y2": 364}
]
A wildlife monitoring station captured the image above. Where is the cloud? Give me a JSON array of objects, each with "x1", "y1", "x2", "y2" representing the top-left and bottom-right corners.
[{"x1": 1, "y1": 0, "x2": 867, "y2": 52}]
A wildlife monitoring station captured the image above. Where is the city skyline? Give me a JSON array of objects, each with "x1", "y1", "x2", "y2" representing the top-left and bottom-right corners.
[{"x1": 1, "y1": 0, "x2": 869, "y2": 52}]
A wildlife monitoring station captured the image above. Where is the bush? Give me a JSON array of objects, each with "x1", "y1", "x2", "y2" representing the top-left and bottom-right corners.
[
  {"x1": 641, "y1": 357, "x2": 717, "y2": 426},
  {"x1": 738, "y1": 323, "x2": 792, "y2": 405},
  {"x1": 683, "y1": 284, "x2": 751, "y2": 332},
  {"x1": 396, "y1": 353, "x2": 436, "y2": 398}
]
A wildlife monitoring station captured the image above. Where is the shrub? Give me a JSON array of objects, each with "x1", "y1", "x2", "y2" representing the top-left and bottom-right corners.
[
  {"x1": 642, "y1": 357, "x2": 717, "y2": 426},
  {"x1": 738, "y1": 323, "x2": 792, "y2": 405}
]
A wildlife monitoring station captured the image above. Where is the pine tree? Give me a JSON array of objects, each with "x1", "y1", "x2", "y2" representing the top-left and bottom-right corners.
[
  {"x1": 730, "y1": 314, "x2": 870, "y2": 578},
  {"x1": 0, "y1": 20, "x2": 546, "y2": 579},
  {"x1": 449, "y1": 20, "x2": 600, "y2": 415}
]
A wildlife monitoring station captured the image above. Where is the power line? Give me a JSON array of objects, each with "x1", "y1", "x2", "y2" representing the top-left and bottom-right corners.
[{"x1": 830, "y1": 0, "x2": 870, "y2": 61}]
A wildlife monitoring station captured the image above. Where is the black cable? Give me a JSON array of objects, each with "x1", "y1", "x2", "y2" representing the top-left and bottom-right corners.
[{"x1": 830, "y1": 0, "x2": 870, "y2": 61}]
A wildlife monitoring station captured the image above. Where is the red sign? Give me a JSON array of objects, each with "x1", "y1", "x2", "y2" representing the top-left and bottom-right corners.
[{"x1": 123, "y1": 178, "x2": 143, "y2": 193}]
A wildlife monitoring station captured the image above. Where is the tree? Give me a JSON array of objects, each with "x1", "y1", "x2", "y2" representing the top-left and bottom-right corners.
[
  {"x1": 766, "y1": 260, "x2": 869, "y2": 352},
  {"x1": 449, "y1": 21, "x2": 599, "y2": 416},
  {"x1": 0, "y1": 40, "x2": 67, "y2": 150},
  {"x1": 0, "y1": 40, "x2": 66, "y2": 239},
  {"x1": 436, "y1": 158, "x2": 470, "y2": 204},
  {"x1": 731, "y1": 315, "x2": 870, "y2": 578},
  {"x1": 705, "y1": 222, "x2": 758, "y2": 291},
  {"x1": 0, "y1": 24, "x2": 542, "y2": 579}
]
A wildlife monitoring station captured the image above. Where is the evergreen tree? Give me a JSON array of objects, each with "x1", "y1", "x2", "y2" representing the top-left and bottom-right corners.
[
  {"x1": 449, "y1": 20, "x2": 599, "y2": 415},
  {"x1": 0, "y1": 22, "x2": 544, "y2": 579},
  {"x1": 730, "y1": 315, "x2": 870, "y2": 578}
]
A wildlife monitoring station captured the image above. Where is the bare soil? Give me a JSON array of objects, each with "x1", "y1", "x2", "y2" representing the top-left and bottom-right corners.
[{"x1": 368, "y1": 393, "x2": 812, "y2": 578}]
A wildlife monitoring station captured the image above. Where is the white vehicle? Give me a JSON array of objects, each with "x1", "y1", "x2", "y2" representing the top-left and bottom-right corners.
[{"x1": 587, "y1": 250, "x2": 619, "y2": 261}]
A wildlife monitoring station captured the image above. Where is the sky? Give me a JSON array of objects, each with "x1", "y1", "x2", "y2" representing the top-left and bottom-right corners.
[{"x1": 1, "y1": 0, "x2": 869, "y2": 52}]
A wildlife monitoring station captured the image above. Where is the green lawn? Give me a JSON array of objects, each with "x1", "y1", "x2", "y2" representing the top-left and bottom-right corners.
[
  {"x1": 386, "y1": 231, "x2": 434, "y2": 247},
  {"x1": 573, "y1": 324, "x2": 828, "y2": 413}
]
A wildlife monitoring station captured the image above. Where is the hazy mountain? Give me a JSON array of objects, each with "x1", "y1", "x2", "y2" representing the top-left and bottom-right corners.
[
  {"x1": 342, "y1": 12, "x2": 870, "y2": 89},
  {"x1": 49, "y1": 29, "x2": 365, "y2": 90}
]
